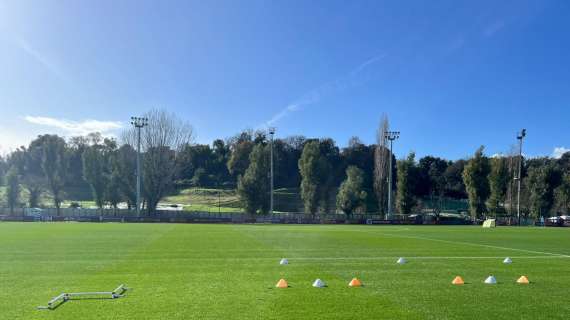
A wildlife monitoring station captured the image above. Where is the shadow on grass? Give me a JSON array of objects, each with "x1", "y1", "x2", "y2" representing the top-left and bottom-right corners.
[{"x1": 39, "y1": 295, "x2": 126, "y2": 311}]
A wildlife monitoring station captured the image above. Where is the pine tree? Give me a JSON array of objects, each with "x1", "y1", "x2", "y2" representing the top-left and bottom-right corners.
[
  {"x1": 554, "y1": 173, "x2": 570, "y2": 214},
  {"x1": 83, "y1": 146, "x2": 108, "y2": 209},
  {"x1": 299, "y1": 141, "x2": 324, "y2": 215},
  {"x1": 487, "y1": 157, "x2": 510, "y2": 216},
  {"x1": 237, "y1": 144, "x2": 270, "y2": 215},
  {"x1": 6, "y1": 166, "x2": 20, "y2": 214},
  {"x1": 527, "y1": 164, "x2": 557, "y2": 218},
  {"x1": 396, "y1": 152, "x2": 417, "y2": 215},
  {"x1": 463, "y1": 146, "x2": 491, "y2": 219}
]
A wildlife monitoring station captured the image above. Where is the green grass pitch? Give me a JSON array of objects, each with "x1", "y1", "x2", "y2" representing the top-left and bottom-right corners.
[{"x1": 1, "y1": 223, "x2": 569, "y2": 319}]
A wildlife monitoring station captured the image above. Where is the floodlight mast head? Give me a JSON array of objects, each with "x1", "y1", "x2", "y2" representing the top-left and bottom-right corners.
[
  {"x1": 131, "y1": 117, "x2": 148, "y2": 128},
  {"x1": 268, "y1": 126, "x2": 276, "y2": 136},
  {"x1": 517, "y1": 129, "x2": 526, "y2": 140},
  {"x1": 385, "y1": 131, "x2": 400, "y2": 141}
]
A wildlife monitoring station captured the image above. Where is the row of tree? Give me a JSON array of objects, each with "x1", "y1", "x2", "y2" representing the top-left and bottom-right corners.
[
  {"x1": 1, "y1": 111, "x2": 568, "y2": 218},
  {"x1": 1, "y1": 110, "x2": 192, "y2": 214}
]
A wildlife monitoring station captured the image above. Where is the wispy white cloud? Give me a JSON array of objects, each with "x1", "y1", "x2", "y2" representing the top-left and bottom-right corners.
[
  {"x1": 351, "y1": 54, "x2": 387, "y2": 75},
  {"x1": 484, "y1": 20, "x2": 506, "y2": 37},
  {"x1": 24, "y1": 116, "x2": 123, "y2": 136},
  {"x1": 553, "y1": 147, "x2": 570, "y2": 159},
  {"x1": 15, "y1": 38, "x2": 65, "y2": 79},
  {"x1": 261, "y1": 53, "x2": 387, "y2": 128},
  {"x1": 444, "y1": 36, "x2": 466, "y2": 53}
]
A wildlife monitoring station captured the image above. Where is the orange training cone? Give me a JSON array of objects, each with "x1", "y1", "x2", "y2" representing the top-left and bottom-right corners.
[
  {"x1": 276, "y1": 279, "x2": 288, "y2": 288},
  {"x1": 452, "y1": 276, "x2": 465, "y2": 285},
  {"x1": 517, "y1": 276, "x2": 530, "y2": 284},
  {"x1": 349, "y1": 278, "x2": 362, "y2": 287}
]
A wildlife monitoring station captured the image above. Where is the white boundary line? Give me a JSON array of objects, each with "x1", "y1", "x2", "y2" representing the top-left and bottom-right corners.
[
  {"x1": 279, "y1": 256, "x2": 570, "y2": 260},
  {"x1": 50, "y1": 255, "x2": 565, "y2": 262},
  {"x1": 362, "y1": 231, "x2": 570, "y2": 258},
  {"x1": 255, "y1": 227, "x2": 570, "y2": 258}
]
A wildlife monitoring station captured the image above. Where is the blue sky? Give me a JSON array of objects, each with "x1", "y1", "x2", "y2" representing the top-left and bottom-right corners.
[{"x1": 0, "y1": 0, "x2": 568, "y2": 159}]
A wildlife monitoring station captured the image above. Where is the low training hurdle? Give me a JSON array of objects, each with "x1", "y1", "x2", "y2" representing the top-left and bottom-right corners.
[{"x1": 37, "y1": 284, "x2": 128, "y2": 310}]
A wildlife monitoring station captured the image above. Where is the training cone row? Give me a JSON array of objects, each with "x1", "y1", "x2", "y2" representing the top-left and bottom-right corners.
[
  {"x1": 275, "y1": 278, "x2": 363, "y2": 288},
  {"x1": 280, "y1": 257, "x2": 514, "y2": 266},
  {"x1": 452, "y1": 275, "x2": 530, "y2": 285}
]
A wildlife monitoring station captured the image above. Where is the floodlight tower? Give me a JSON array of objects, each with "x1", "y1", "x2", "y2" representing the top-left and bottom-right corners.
[
  {"x1": 385, "y1": 131, "x2": 400, "y2": 220},
  {"x1": 268, "y1": 127, "x2": 276, "y2": 215},
  {"x1": 131, "y1": 116, "x2": 148, "y2": 217},
  {"x1": 516, "y1": 129, "x2": 526, "y2": 226}
]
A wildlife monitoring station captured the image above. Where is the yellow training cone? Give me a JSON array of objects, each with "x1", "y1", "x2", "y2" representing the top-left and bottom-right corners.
[
  {"x1": 452, "y1": 276, "x2": 465, "y2": 285},
  {"x1": 275, "y1": 279, "x2": 288, "y2": 288},
  {"x1": 348, "y1": 278, "x2": 362, "y2": 287},
  {"x1": 517, "y1": 276, "x2": 530, "y2": 284}
]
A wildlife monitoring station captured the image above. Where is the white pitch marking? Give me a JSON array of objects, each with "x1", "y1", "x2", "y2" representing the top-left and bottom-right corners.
[
  {"x1": 361, "y1": 231, "x2": 570, "y2": 258},
  {"x1": 279, "y1": 256, "x2": 570, "y2": 260},
  {"x1": 81, "y1": 255, "x2": 569, "y2": 262}
]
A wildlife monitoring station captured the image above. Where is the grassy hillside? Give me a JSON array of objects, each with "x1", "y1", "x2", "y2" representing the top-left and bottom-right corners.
[
  {"x1": 163, "y1": 188, "x2": 243, "y2": 213},
  {"x1": 163, "y1": 187, "x2": 306, "y2": 213}
]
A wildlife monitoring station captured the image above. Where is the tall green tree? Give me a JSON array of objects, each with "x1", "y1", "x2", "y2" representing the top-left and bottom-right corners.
[
  {"x1": 227, "y1": 131, "x2": 254, "y2": 180},
  {"x1": 23, "y1": 143, "x2": 46, "y2": 208},
  {"x1": 317, "y1": 139, "x2": 341, "y2": 213},
  {"x1": 396, "y1": 152, "x2": 417, "y2": 215},
  {"x1": 557, "y1": 152, "x2": 570, "y2": 172},
  {"x1": 114, "y1": 145, "x2": 137, "y2": 209},
  {"x1": 273, "y1": 136, "x2": 304, "y2": 189},
  {"x1": 462, "y1": 146, "x2": 491, "y2": 219},
  {"x1": 6, "y1": 166, "x2": 20, "y2": 214},
  {"x1": 106, "y1": 166, "x2": 122, "y2": 210},
  {"x1": 336, "y1": 166, "x2": 367, "y2": 215},
  {"x1": 175, "y1": 143, "x2": 216, "y2": 186},
  {"x1": 554, "y1": 172, "x2": 570, "y2": 214},
  {"x1": 237, "y1": 144, "x2": 270, "y2": 214},
  {"x1": 527, "y1": 164, "x2": 558, "y2": 218},
  {"x1": 443, "y1": 159, "x2": 467, "y2": 199},
  {"x1": 10, "y1": 139, "x2": 47, "y2": 208},
  {"x1": 342, "y1": 137, "x2": 376, "y2": 211},
  {"x1": 417, "y1": 156, "x2": 449, "y2": 197},
  {"x1": 0, "y1": 156, "x2": 6, "y2": 186},
  {"x1": 40, "y1": 135, "x2": 68, "y2": 215},
  {"x1": 101, "y1": 138, "x2": 119, "y2": 206},
  {"x1": 299, "y1": 141, "x2": 329, "y2": 215},
  {"x1": 211, "y1": 139, "x2": 231, "y2": 186},
  {"x1": 374, "y1": 114, "x2": 390, "y2": 215},
  {"x1": 65, "y1": 135, "x2": 92, "y2": 200},
  {"x1": 487, "y1": 157, "x2": 510, "y2": 215},
  {"x1": 83, "y1": 146, "x2": 108, "y2": 209}
]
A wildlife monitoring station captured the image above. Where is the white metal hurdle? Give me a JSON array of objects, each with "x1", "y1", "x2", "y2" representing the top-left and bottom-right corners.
[{"x1": 37, "y1": 284, "x2": 128, "y2": 310}]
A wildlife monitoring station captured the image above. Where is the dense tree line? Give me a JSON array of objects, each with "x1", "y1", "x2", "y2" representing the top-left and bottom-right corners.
[{"x1": 1, "y1": 112, "x2": 569, "y2": 219}]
